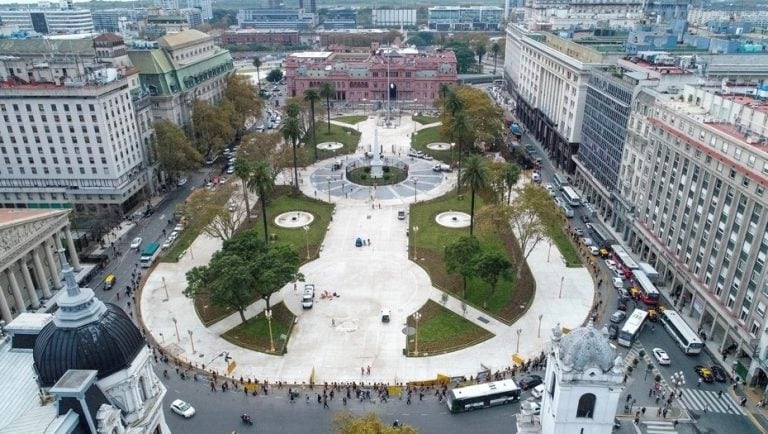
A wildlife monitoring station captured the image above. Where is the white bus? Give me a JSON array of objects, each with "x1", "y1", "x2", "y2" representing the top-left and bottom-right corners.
[
  {"x1": 446, "y1": 380, "x2": 521, "y2": 413},
  {"x1": 561, "y1": 186, "x2": 582, "y2": 207},
  {"x1": 618, "y1": 309, "x2": 648, "y2": 347},
  {"x1": 553, "y1": 173, "x2": 569, "y2": 191},
  {"x1": 660, "y1": 310, "x2": 704, "y2": 355}
]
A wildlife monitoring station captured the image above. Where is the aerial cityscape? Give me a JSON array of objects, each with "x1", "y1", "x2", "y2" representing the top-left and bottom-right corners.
[{"x1": 0, "y1": 0, "x2": 766, "y2": 433}]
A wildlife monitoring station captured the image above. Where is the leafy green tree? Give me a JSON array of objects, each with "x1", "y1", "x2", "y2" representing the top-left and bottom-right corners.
[
  {"x1": 192, "y1": 100, "x2": 234, "y2": 156},
  {"x1": 252, "y1": 56, "x2": 262, "y2": 92},
  {"x1": 251, "y1": 242, "x2": 302, "y2": 310},
  {"x1": 303, "y1": 89, "x2": 321, "y2": 161},
  {"x1": 333, "y1": 411, "x2": 418, "y2": 434},
  {"x1": 248, "y1": 160, "x2": 275, "y2": 242},
  {"x1": 233, "y1": 158, "x2": 253, "y2": 220},
  {"x1": 266, "y1": 68, "x2": 284, "y2": 83},
  {"x1": 187, "y1": 255, "x2": 254, "y2": 323},
  {"x1": 223, "y1": 74, "x2": 264, "y2": 135},
  {"x1": 320, "y1": 82, "x2": 336, "y2": 133},
  {"x1": 446, "y1": 41, "x2": 475, "y2": 73},
  {"x1": 180, "y1": 185, "x2": 240, "y2": 241},
  {"x1": 443, "y1": 89, "x2": 464, "y2": 117},
  {"x1": 502, "y1": 162, "x2": 521, "y2": 204},
  {"x1": 474, "y1": 250, "x2": 511, "y2": 308},
  {"x1": 442, "y1": 86, "x2": 503, "y2": 159},
  {"x1": 460, "y1": 155, "x2": 490, "y2": 236},
  {"x1": 444, "y1": 236, "x2": 481, "y2": 297},
  {"x1": 491, "y1": 42, "x2": 501, "y2": 74},
  {"x1": 153, "y1": 120, "x2": 202, "y2": 176},
  {"x1": 508, "y1": 184, "x2": 559, "y2": 274},
  {"x1": 281, "y1": 114, "x2": 303, "y2": 194}
]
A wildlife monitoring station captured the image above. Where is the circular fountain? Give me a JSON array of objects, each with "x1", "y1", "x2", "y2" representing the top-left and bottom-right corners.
[
  {"x1": 274, "y1": 211, "x2": 315, "y2": 228},
  {"x1": 435, "y1": 211, "x2": 471, "y2": 228}
]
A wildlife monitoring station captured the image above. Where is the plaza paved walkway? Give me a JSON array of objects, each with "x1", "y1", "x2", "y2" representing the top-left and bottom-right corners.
[{"x1": 140, "y1": 115, "x2": 595, "y2": 385}]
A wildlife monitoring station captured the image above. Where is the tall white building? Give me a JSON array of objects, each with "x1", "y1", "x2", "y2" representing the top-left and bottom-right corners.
[
  {"x1": 372, "y1": 9, "x2": 417, "y2": 28},
  {"x1": 0, "y1": 7, "x2": 93, "y2": 34},
  {"x1": 621, "y1": 84, "x2": 768, "y2": 390},
  {"x1": 0, "y1": 37, "x2": 156, "y2": 219},
  {"x1": 187, "y1": 0, "x2": 212, "y2": 20}
]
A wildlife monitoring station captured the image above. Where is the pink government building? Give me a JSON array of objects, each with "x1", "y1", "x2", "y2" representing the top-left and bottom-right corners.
[{"x1": 284, "y1": 44, "x2": 458, "y2": 108}]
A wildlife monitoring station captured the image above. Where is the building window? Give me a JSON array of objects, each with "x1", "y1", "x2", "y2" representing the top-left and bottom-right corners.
[{"x1": 576, "y1": 393, "x2": 596, "y2": 418}]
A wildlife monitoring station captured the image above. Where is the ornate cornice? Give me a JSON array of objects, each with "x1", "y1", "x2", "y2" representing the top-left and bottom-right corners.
[{"x1": 0, "y1": 211, "x2": 70, "y2": 271}]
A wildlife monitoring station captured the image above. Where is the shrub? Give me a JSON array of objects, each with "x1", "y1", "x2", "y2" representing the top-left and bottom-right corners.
[
  {"x1": 361, "y1": 174, "x2": 367, "y2": 180},
  {"x1": 383, "y1": 166, "x2": 391, "y2": 173},
  {"x1": 364, "y1": 167, "x2": 371, "y2": 173}
]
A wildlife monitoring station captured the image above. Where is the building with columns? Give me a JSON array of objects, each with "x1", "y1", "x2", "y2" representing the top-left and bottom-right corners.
[{"x1": 0, "y1": 209, "x2": 81, "y2": 325}]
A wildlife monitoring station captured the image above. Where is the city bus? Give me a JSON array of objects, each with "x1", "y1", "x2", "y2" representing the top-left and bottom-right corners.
[
  {"x1": 561, "y1": 186, "x2": 582, "y2": 207},
  {"x1": 446, "y1": 380, "x2": 521, "y2": 413},
  {"x1": 140, "y1": 242, "x2": 161, "y2": 268},
  {"x1": 660, "y1": 310, "x2": 704, "y2": 355},
  {"x1": 633, "y1": 270, "x2": 660, "y2": 305},
  {"x1": 553, "y1": 173, "x2": 569, "y2": 191},
  {"x1": 618, "y1": 308, "x2": 648, "y2": 347},
  {"x1": 610, "y1": 244, "x2": 639, "y2": 278}
]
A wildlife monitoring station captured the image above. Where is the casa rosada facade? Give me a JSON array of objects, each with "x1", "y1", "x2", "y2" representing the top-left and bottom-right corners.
[{"x1": 284, "y1": 47, "x2": 458, "y2": 106}]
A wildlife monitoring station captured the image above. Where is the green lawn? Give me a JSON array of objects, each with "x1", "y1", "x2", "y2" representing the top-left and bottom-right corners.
[
  {"x1": 411, "y1": 126, "x2": 452, "y2": 164},
  {"x1": 222, "y1": 302, "x2": 295, "y2": 354},
  {"x1": 332, "y1": 115, "x2": 367, "y2": 125},
  {"x1": 161, "y1": 184, "x2": 235, "y2": 263},
  {"x1": 409, "y1": 191, "x2": 535, "y2": 322},
  {"x1": 262, "y1": 187, "x2": 335, "y2": 259},
  {"x1": 412, "y1": 115, "x2": 441, "y2": 125},
  {"x1": 301, "y1": 123, "x2": 361, "y2": 164},
  {"x1": 405, "y1": 300, "x2": 493, "y2": 356},
  {"x1": 542, "y1": 214, "x2": 582, "y2": 267}
]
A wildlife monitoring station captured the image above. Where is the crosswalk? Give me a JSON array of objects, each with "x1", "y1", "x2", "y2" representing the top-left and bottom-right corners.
[
  {"x1": 644, "y1": 421, "x2": 678, "y2": 434},
  {"x1": 677, "y1": 387, "x2": 746, "y2": 415}
]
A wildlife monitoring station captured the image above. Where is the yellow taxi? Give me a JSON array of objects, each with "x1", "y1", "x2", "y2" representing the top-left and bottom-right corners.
[{"x1": 104, "y1": 274, "x2": 116, "y2": 289}]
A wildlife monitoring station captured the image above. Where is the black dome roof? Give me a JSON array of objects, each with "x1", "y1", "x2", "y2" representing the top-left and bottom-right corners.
[{"x1": 33, "y1": 303, "x2": 145, "y2": 387}]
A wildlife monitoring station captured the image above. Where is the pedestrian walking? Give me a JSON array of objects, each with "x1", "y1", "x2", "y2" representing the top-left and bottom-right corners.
[
  {"x1": 673, "y1": 420, "x2": 678, "y2": 428},
  {"x1": 717, "y1": 390, "x2": 723, "y2": 398},
  {"x1": 662, "y1": 408, "x2": 668, "y2": 418},
  {"x1": 649, "y1": 388, "x2": 653, "y2": 398},
  {"x1": 323, "y1": 398, "x2": 329, "y2": 409},
  {"x1": 740, "y1": 397, "x2": 747, "y2": 407},
  {"x1": 641, "y1": 407, "x2": 646, "y2": 415},
  {"x1": 657, "y1": 407, "x2": 662, "y2": 417},
  {"x1": 698, "y1": 377, "x2": 703, "y2": 387},
  {"x1": 704, "y1": 404, "x2": 709, "y2": 414}
]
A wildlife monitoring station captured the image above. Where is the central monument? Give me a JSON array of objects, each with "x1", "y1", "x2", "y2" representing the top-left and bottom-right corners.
[{"x1": 370, "y1": 129, "x2": 384, "y2": 178}]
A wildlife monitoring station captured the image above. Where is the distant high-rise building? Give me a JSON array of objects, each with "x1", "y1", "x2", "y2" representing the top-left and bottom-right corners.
[
  {"x1": 237, "y1": 8, "x2": 317, "y2": 30},
  {"x1": 644, "y1": 0, "x2": 689, "y2": 23},
  {"x1": 372, "y1": 9, "x2": 417, "y2": 28},
  {"x1": 187, "y1": 0, "x2": 213, "y2": 20},
  {"x1": 0, "y1": 7, "x2": 94, "y2": 34},
  {"x1": 428, "y1": 6, "x2": 503, "y2": 31}
]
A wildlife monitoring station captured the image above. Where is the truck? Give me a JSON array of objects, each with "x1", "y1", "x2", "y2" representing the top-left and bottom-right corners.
[
  {"x1": 139, "y1": 243, "x2": 161, "y2": 268},
  {"x1": 432, "y1": 164, "x2": 452, "y2": 172}
]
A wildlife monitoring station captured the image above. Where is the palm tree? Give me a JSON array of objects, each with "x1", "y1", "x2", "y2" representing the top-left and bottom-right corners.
[
  {"x1": 303, "y1": 88, "x2": 321, "y2": 162},
  {"x1": 285, "y1": 100, "x2": 301, "y2": 118},
  {"x1": 439, "y1": 83, "x2": 451, "y2": 102},
  {"x1": 491, "y1": 42, "x2": 501, "y2": 74},
  {"x1": 281, "y1": 115, "x2": 302, "y2": 194},
  {"x1": 444, "y1": 89, "x2": 464, "y2": 117},
  {"x1": 319, "y1": 82, "x2": 335, "y2": 133},
  {"x1": 460, "y1": 155, "x2": 489, "y2": 236},
  {"x1": 449, "y1": 111, "x2": 471, "y2": 192},
  {"x1": 252, "y1": 56, "x2": 262, "y2": 93},
  {"x1": 475, "y1": 42, "x2": 487, "y2": 72},
  {"x1": 233, "y1": 158, "x2": 253, "y2": 221},
  {"x1": 503, "y1": 162, "x2": 521, "y2": 204},
  {"x1": 248, "y1": 160, "x2": 275, "y2": 242}
]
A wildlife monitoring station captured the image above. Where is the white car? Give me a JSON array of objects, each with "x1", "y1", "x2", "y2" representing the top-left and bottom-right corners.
[
  {"x1": 176, "y1": 177, "x2": 188, "y2": 186},
  {"x1": 170, "y1": 399, "x2": 196, "y2": 418},
  {"x1": 226, "y1": 166, "x2": 235, "y2": 174},
  {"x1": 588, "y1": 246, "x2": 599, "y2": 256},
  {"x1": 531, "y1": 384, "x2": 545, "y2": 399},
  {"x1": 612, "y1": 277, "x2": 624, "y2": 289},
  {"x1": 605, "y1": 259, "x2": 618, "y2": 270},
  {"x1": 653, "y1": 348, "x2": 671, "y2": 365},
  {"x1": 161, "y1": 239, "x2": 173, "y2": 250},
  {"x1": 168, "y1": 231, "x2": 179, "y2": 242},
  {"x1": 130, "y1": 237, "x2": 142, "y2": 250}
]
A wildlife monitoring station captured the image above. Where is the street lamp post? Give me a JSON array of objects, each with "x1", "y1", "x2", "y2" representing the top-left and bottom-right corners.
[
  {"x1": 413, "y1": 177, "x2": 418, "y2": 202},
  {"x1": 516, "y1": 328, "x2": 522, "y2": 353},
  {"x1": 413, "y1": 312, "x2": 422, "y2": 356},
  {"x1": 159, "y1": 332, "x2": 165, "y2": 344},
  {"x1": 559, "y1": 276, "x2": 565, "y2": 298},
  {"x1": 411, "y1": 225, "x2": 419, "y2": 260},
  {"x1": 265, "y1": 309, "x2": 275, "y2": 352},
  {"x1": 188, "y1": 329, "x2": 195, "y2": 353},
  {"x1": 172, "y1": 317, "x2": 180, "y2": 343},
  {"x1": 303, "y1": 225, "x2": 310, "y2": 259},
  {"x1": 327, "y1": 177, "x2": 332, "y2": 202},
  {"x1": 538, "y1": 314, "x2": 544, "y2": 338},
  {"x1": 162, "y1": 276, "x2": 169, "y2": 301}
]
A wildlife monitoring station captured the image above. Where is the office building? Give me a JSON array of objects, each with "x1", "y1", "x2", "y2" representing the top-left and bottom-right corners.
[
  {"x1": 372, "y1": 9, "x2": 416, "y2": 28},
  {"x1": 428, "y1": 6, "x2": 503, "y2": 31},
  {"x1": 0, "y1": 7, "x2": 93, "y2": 34},
  {"x1": 0, "y1": 36, "x2": 155, "y2": 218},
  {"x1": 620, "y1": 84, "x2": 768, "y2": 389},
  {"x1": 523, "y1": 0, "x2": 643, "y2": 30},
  {"x1": 219, "y1": 29, "x2": 300, "y2": 47},
  {"x1": 187, "y1": 0, "x2": 212, "y2": 21},
  {"x1": 643, "y1": 0, "x2": 689, "y2": 23},
  {"x1": 92, "y1": 8, "x2": 149, "y2": 33},
  {"x1": 322, "y1": 8, "x2": 357, "y2": 30},
  {"x1": 128, "y1": 29, "x2": 234, "y2": 127},
  {"x1": 237, "y1": 8, "x2": 317, "y2": 31},
  {"x1": 285, "y1": 46, "x2": 457, "y2": 107}
]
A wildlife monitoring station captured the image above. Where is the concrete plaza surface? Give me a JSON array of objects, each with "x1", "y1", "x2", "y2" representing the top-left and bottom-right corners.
[{"x1": 140, "y1": 115, "x2": 595, "y2": 385}]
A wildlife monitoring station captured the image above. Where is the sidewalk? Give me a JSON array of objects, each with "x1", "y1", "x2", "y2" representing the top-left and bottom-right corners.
[{"x1": 139, "y1": 114, "x2": 596, "y2": 385}]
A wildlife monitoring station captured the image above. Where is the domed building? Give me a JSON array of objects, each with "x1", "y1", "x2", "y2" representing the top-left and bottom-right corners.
[
  {"x1": 25, "y1": 250, "x2": 168, "y2": 433},
  {"x1": 518, "y1": 321, "x2": 625, "y2": 434}
]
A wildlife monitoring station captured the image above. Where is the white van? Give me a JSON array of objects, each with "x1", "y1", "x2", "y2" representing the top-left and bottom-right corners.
[{"x1": 531, "y1": 384, "x2": 545, "y2": 399}]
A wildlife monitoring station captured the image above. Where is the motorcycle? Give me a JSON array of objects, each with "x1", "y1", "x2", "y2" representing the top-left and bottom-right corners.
[{"x1": 241, "y1": 414, "x2": 253, "y2": 426}]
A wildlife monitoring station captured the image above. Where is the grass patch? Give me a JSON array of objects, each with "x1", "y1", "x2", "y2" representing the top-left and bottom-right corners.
[
  {"x1": 194, "y1": 293, "x2": 237, "y2": 327},
  {"x1": 410, "y1": 191, "x2": 535, "y2": 323},
  {"x1": 542, "y1": 215, "x2": 582, "y2": 267},
  {"x1": 221, "y1": 302, "x2": 295, "y2": 354},
  {"x1": 262, "y1": 186, "x2": 334, "y2": 259},
  {"x1": 301, "y1": 123, "x2": 361, "y2": 165},
  {"x1": 412, "y1": 114, "x2": 441, "y2": 125},
  {"x1": 332, "y1": 115, "x2": 367, "y2": 125},
  {"x1": 346, "y1": 166, "x2": 408, "y2": 186},
  {"x1": 411, "y1": 126, "x2": 452, "y2": 164},
  {"x1": 405, "y1": 300, "x2": 493, "y2": 356},
  {"x1": 161, "y1": 184, "x2": 235, "y2": 263}
]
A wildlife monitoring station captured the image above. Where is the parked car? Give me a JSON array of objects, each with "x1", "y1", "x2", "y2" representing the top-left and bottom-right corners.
[
  {"x1": 397, "y1": 210, "x2": 406, "y2": 220},
  {"x1": 176, "y1": 177, "x2": 188, "y2": 186},
  {"x1": 517, "y1": 374, "x2": 543, "y2": 391},
  {"x1": 226, "y1": 165, "x2": 235, "y2": 174},
  {"x1": 608, "y1": 324, "x2": 619, "y2": 340},
  {"x1": 652, "y1": 348, "x2": 671, "y2": 365},
  {"x1": 588, "y1": 246, "x2": 600, "y2": 255},
  {"x1": 581, "y1": 215, "x2": 591, "y2": 223},
  {"x1": 605, "y1": 259, "x2": 618, "y2": 270},
  {"x1": 130, "y1": 237, "x2": 142, "y2": 250},
  {"x1": 531, "y1": 384, "x2": 545, "y2": 399},
  {"x1": 170, "y1": 399, "x2": 196, "y2": 418},
  {"x1": 381, "y1": 309, "x2": 391, "y2": 323},
  {"x1": 694, "y1": 365, "x2": 714, "y2": 382},
  {"x1": 610, "y1": 310, "x2": 626, "y2": 324},
  {"x1": 612, "y1": 277, "x2": 624, "y2": 289},
  {"x1": 574, "y1": 228, "x2": 584, "y2": 236},
  {"x1": 710, "y1": 365, "x2": 727, "y2": 383}
]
